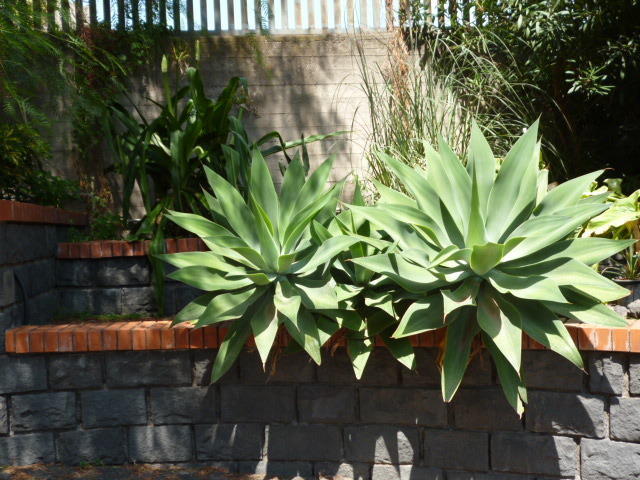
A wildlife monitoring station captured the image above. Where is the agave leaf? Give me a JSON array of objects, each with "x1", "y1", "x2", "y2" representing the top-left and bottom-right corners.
[
  {"x1": 249, "y1": 150, "x2": 279, "y2": 229},
  {"x1": 167, "y1": 266, "x2": 253, "y2": 291},
  {"x1": 509, "y1": 297, "x2": 583, "y2": 370},
  {"x1": 488, "y1": 270, "x2": 566, "y2": 303},
  {"x1": 441, "y1": 308, "x2": 479, "y2": 402},
  {"x1": 392, "y1": 294, "x2": 444, "y2": 338},
  {"x1": 466, "y1": 121, "x2": 496, "y2": 217},
  {"x1": 485, "y1": 121, "x2": 539, "y2": 241},
  {"x1": 293, "y1": 278, "x2": 339, "y2": 310},
  {"x1": 197, "y1": 288, "x2": 264, "y2": 326},
  {"x1": 470, "y1": 242, "x2": 505, "y2": 275},
  {"x1": 482, "y1": 332, "x2": 526, "y2": 416},
  {"x1": 351, "y1": 254, "x2": 443, "y2": 293},
  {"x1": 294, "y1": 156, "x2": 334, "y2": 213},
  {"x1": 278, "y1": 156, "x2": 306, "y2": 233},
  {"x1": 282, "y1": 187, "x2": 337, "y2": 252},
  {"x1": 281, "y1": 309, "x2": 322, "y2": 365},
  {"x1": 155, "y1": 252, "x2": 242, "y2": 272},
  {"x1": 250, "y1": 297, "x2": 279, "y2": 367},
  {"x1": 373, "y1": 179, "x2": 417, "y2": 208},
  {"x1": 347, "y1": 334, "x2": 374, "y2": 379},
  {"x1": 382, "y1": 335, "x2": 416, "y2": 370},
  {"x1": 204, "y1": 167, "x2": 260, "y2": 249},
  {"x1": 536, "y1": 169, "x2": 549, "y2": 204},
  {"x1": 364, "y1": 291, "x2": 395, "y2": 317},
  {"x1": 535, "y1": 170, "x2": 605, "y2": 216},
  {"x1": 545, "y1": 259, "x2": 631, "y2": 303},
  {"x1": 166, "y1": 210, "x2": 233, "y2": 237},
  {"x1": 467, "y1": 166, "x2": 488, "y2": 247},
  {"x1": 544, "y1": 292, "x2": 628, "y2": 327},
  {"x1": 174, "y1": 293, "x2": 216, "y2": 324},
  {"x1": 291, "y1": 236, "x2": 364, "y2": 275},
  {"x1": 211, "y1": 318, "x2": 252, "y2": 382},
  {"x1": 477, "y1": 289, "x2": 522, "y2": 373}
]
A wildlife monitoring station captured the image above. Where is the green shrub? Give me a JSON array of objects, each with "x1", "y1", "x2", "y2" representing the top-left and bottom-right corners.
[{"x1": 163, "y1": 123, "x2": 630, "y2": 413}]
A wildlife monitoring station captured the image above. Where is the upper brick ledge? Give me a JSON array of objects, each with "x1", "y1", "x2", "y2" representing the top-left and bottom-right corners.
[
  {"x1": 0, "y1": 200, "x2": 87, "y2": 226},
  {"x1": 57, "y1": 238, "x2": 207, "y2": 259},
  {"x1": 5, "y1": 320, "x2": 640, "y2": 354}
]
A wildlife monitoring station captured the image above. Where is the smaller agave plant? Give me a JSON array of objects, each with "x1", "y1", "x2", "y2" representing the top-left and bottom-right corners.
[
  {"x1": 158, "y1": 150, "x2": 371, "y2": 381},
  {"x1": 349, "y1": 122, "x2": 633, "y2": 413}
]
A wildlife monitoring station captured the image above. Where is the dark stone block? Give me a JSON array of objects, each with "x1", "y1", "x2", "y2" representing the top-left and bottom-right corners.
[
  {"x1": 0, "y1": 305, "x2": 20, "y2": 354},
  {"x1": 491, "y1": 432, "x2": 577, "y2": 476},
  {"x1": 95, "y1": 258, "x2": 150, "y2": 287},
  {"x1": 49, "y1": 354, "x2": 102, "y2": 390},
  {"x1": 150, "y1": 387, "x2": 216, "y2": 424},
  {"x1": 128, "y1": 425, "x2": 193, "y2": 462},
  {"x1": 268, "y1": 424, "x2": 342, "y2": 461},
  {"x1": 220, "y1": 385, "x2": 295, "y2": 422},
  {"x1": 581, "y1": 438, "x2": 640, "y2": 480},
  {"x1": 82, "y1": 389, "x2": 147, "y2": 427},
  {"x1": 298, "y1": 385, "x2": 356, "y2": 423},
  {"x1": 315, "y1": 462, "x2": 370, "y2": 480},
  {"x1": 28, "y1": 290, "x2": 60, "y2": 324},
  {"x1": 193, "y1": 350, "x2": 239, "y2": 385},
  {"x1": 371, "y1": 465, "x2": 444, "y2": 480},
  {"x1": 0, "y1": 396, "x2": 7, "y2": 434},
  {"x1": 628, "y1": 356, "x2": 640, "y2": 395},
  {"x1": 344, "y1": 425, "x2": 419, "y2": 464},
  {"x1": 610, "y1": 397, "x2": 640, "y2": 442},
  {"x1": 401, "y1": 348, "x2": 439, "y2": 386},
  {"x1": 11, "y1": 392, "x2": 76, "y2": 431},
  {"x1": 526, "y1": 391, "x2": 606, "y2": 438},
  {"x1": 0, "y1": 355, "x2": 47, "y2": 394},
  {"x1": 121, "y1": 286, "x2": 155, "y2": 315},
  {"x1": 195, "y1": 423, "x2": 264, "y2": 460},
  {"x1": 239, "y1": 351, "x2": 316, "y2": 383},
  {"x1": 173, "y1": 285, "x2": 202, "y2": 313},
  {"x1": 359, "y1": 388, "x2": 447, "y2": 426},
  {"x1": 56, "y1": 428, "x2": 127, "y2": 465},
  {"x1": 59, "y1": 288, "x2": 94, "y2": 314},
  {"x1": 462, "y1": 351, "x2": 493, "y2": 386},
  {"x1": 317, "y1": 349, "x2": 359, "y2": 384},
  {"x1": 0, "y1": 268, "x2": 16, "y2": 309},
  {"x1": 452, "y1": 389, "x2": 522, "y2": 431},
  {"x1": 0, "y1": 433, "x2": 55, "y2": 465},
  {"x1": 105, "y1": 351, "x2": 191, "y2": 387},
  {"x1": 93, "y1": 288, "x2": 123, "y2": 315},
  {"x1": 358, "y1": 348, "x2": 401, "y2": 386},
  {"x1": 56, "y1": 259, "x2": 95, "y2": 287},
  {"x1": 14, "y1": 259, "x2": 55, "y2": 297},
  {"x1": 423, "y1": 429, "x2": 488, "y2": 470},
  {"x1": 588, "y1": 353, "x2": 625, "y2": 395},
  {"x1": 237, "y1": 460, "x2": 313, "y2": 478},
  {"x1": 523, "y1": 350, "x2": 585, "y2": 392}
]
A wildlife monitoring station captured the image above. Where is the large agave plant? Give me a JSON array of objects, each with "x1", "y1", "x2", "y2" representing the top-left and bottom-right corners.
[
  {"x1": 350, "y1": 122, "x2": 633, "y2": 413},
  {"x1": 159, "y1": 151, "x2": 368, "y2": 381}
]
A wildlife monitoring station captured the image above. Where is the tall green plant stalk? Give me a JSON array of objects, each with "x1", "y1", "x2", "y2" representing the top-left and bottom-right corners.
[{"x1": 354, "y1": 18, "x2": 541, "y2": 194}]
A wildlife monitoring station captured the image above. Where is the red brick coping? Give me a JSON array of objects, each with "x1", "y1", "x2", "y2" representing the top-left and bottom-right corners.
[
  {"x1": 5, "y1": 320, "x2": 640, "y2": 354},
  {"x1": 0, "y1": 200, "x2": 87, "y2": 226},
  {"x1": 57, "y1": 238, "x2": 207, "y2": 259}
]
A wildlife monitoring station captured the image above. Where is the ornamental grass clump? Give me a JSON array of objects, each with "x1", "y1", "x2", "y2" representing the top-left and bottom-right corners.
[
  {"x1": 161, "y1": 121, "x2": 632, "y2": 413},
  {"x1": 349, "y1": 121, "x2": 633, "y2": 413}
]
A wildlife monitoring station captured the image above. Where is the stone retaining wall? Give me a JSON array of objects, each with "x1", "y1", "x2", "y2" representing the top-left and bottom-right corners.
[{"x1": 0, "y1": 348, "x2": 639, "y2": 479}]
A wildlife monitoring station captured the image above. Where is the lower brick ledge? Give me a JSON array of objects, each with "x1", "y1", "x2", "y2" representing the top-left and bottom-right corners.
[{"x1": 4, "y1": 319, "x2": 640, "y2": 354}]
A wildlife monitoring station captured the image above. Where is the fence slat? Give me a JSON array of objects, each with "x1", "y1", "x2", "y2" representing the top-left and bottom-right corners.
[
  {"x1": 172, "y1": 0, "x2": 180, "y2": 30},
  {"x1": 74, "y1": 0, "x2": 83, "y2": 30},
  {"x1": 103, "y1": 0, "x2": 111, "y2": 27},
  {"x1": 146, "y1": 0, "x2": 154, "y2": 23},
  {"x1": 227, "y1": 0, "x2": 235, "y2": 30},
  {"x1": 117, "y1": 0, "x2": 125, "y2": 29},
  {"x1": 159, "y1": 0, "x2": 167, "y2": 25},
  {"x1": 186, "y1": 0, "x2": 194, "y2": 30},
  {"x1": 60, "y1": 0, "x2": 70, "y2": 31},
  {"x1": 201, "y1": 0, "x2": 209, "y2": 30},
  {"x1": 214, "y1": 0, "x2": 221, "y2": 30},
  {"x1": 241, "y1": 0, "x2": 248, "y2": 31},
  {"x1": 132, "y1": 0, "x2": 140, "y2": 26}
]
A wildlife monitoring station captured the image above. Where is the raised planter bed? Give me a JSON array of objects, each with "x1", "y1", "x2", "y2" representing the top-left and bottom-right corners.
[
  {"x1": 5, "y1": 320, "x2": 640, "y2": 354},
  {"x1": 57, "y1": 238, "x2": 207, "y2": 259},
  {"x1": 0, "y1": 200, "x2": 87, "y2": 226}
]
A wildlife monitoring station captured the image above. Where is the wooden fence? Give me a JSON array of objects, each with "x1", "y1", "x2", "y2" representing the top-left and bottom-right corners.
[{"x1": 28, "y1": 0, "x2": 483, "y2": 34}]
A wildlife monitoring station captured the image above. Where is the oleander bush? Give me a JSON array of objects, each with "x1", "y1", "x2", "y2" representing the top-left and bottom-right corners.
[{"x1": 162, "y1": 122, "x2": 632, "y2": 412}]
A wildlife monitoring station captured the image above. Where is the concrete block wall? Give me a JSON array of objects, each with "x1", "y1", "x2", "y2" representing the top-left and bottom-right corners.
[
  {"x1": 0, "y1": 223, "x2": 74, "y2": 348},
  {"x1": 56, "y1": 257, "x2": 200, "y2": 316},
  {"x1": 1, "y1": 347, "x2": 640, "y2": 479}
]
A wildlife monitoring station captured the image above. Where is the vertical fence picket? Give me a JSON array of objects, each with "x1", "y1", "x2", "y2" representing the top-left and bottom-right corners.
[
  {"x1": 172, "y1": 0, "x2": 180, "y2": 30},
  {"x1": 281, "y1": 0, "x2": 289, "y2": 29},
  {"x1": 186, "y1": 0, "x2": 194, "y2": 30},
  {"x1": 74, "y1": 0, "x2": 84, "y2": 30},
  {"x1": 201, "y1": 0, "x2": 209, "y2": 30},
  {"x1": 60, "y1": 0, "x2": 70, "y2": 31},
  {"x1": 33, "y1": 0, "x2": 43, "y2": 29},
  {"x1": 89, "y1": 0, "x2": 97, "y2": 25},
  {"x1": 322, "y1": 0, "x2": 329, "y2": 29},
  {"x1": 240, "y1": 0, "x2": 248, "y2": 31},
  {"x1": 159, "y1": 0, "x2": 167, "y2": 26},
  {"x1": 335, "y1": 0, "x2": 343, "y2": 30},
  {"x1": 117, "y1": 0, "x2": 125, "y2": 29},
  {"x1": 46, "y1": 0, "x2": 56, "y2": 31},
  {"x1": 295, "y1": 0, "x2": 302, "y2": 30},
  {"x1": 146, "y1": 0, "x2": 154, "y2": 23},
  {"x1": 308, "y1": 0, "x2": 315, "y2": 30},
  {"x1": 371, "y1": 0, "x2": 379, "y2": 29},
  {"x1": 255, "y1": 0, "x2": 262, "y2": 31},
  {"x1": 103, "y1": 0, "x2": 111, "y2": 27},
  {"x1": 214, "y1": 0, "x2": 221, "y2": 30},
  {"x1": 268, "y1": 0, "x2": 275, "y2": 30},
  {"x1": 132, "y1": 0, "x2": 140, "y2": 27},
  {"x1": 227, "y1": 0, "x2": 235, "y2": 30}
]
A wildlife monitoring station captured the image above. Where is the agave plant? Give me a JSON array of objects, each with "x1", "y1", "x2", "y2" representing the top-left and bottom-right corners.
[
  {"x1": 349, "y1": 122, "x2": 633, "y2": 413},
  {"x1": 158, "y1": 150, "x2": 370, "y2": 381}
]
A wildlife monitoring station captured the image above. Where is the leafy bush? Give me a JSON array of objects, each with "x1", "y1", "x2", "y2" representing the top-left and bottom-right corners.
[{"x1": 163, "y1": 123, "x2": 630, "y2": 412}]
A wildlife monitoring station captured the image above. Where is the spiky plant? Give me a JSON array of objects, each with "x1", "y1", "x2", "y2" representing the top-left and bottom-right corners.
[
  {"x1": 349, "y1": 122, "x2": 632, "y2": 413},
  {"x1": 158, "y1": 151, "x2": 371, "y2": 381}
]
